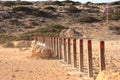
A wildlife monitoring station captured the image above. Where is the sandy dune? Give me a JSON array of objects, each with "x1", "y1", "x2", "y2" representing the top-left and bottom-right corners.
[{"x1": 0, "y1": 47, "x2": 77, "y2": 80}]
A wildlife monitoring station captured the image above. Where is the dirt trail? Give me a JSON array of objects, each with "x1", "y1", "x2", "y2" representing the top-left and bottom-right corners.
[{"x1": 0, "y1": 48, "x2": 77, "y2": 80}]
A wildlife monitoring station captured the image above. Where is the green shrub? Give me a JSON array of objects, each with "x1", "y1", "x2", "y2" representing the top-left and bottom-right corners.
[
  {"x1": 0, "y1": 29, "x2": 6, "y2": 34},
  {"x1": 13, "y1": 7, "x2": 53, "y2": 18},
  {"x1": 0, "y1": 35, "x2": 16, "y2": 44},
  {"x1": 109, "y1": 26, "x2": 120, "y2": 35},
  {"x1": 3, "y1": 1, "x2": 16, "y2": 7},
  {"x1": 79, "y1": 16, "x2": 100, "y2": 23},
  {"x1": 12, "y1": 6, "x2": 34, "y2": 13},
  {"x1": 44, "y1": 6, "x2": 56, "y2": 11},
  {"x1": 18, "y1": 24, "x2": 68, "y2": 40},
  {"x1": 3, "y1": 42, "x2": 15, "y2": 48},
  {"x1": 33, "y1": 10, "x2": 53, "y2": 18},
  {"x1": 9, "y1": 19, "x2": 24, "y2": 26},
  {"x1": 109, "y1": 12, "x2": 120, "y2": 20},
  {"x1": 17, "y1": 1, "x2": 33, "y2": 5},
  {"x1": 51, "y1": 1, "x2": 64, "y2": 6},
  {"x1": 63, "y1": 0, "x2": 81, "y2": 5},
  {"x1": 66, "y1": 6, "x2": 81, "y2": 13},
  {"x1": 109, "y1": 1, "x2": 120, "y2": 5},
  {"x1": 102, "y1": 11, "x2": 120, "y2": 20}
]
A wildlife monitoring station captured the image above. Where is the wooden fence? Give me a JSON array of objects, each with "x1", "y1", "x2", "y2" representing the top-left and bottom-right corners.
[{"x1": 34, "y1": 36, "x2": 106, "y2": 79}]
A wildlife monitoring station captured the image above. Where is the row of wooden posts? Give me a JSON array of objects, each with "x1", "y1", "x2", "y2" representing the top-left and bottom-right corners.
[{"x1": 34, "y1": 36, "x2": 106, "y2": 78}]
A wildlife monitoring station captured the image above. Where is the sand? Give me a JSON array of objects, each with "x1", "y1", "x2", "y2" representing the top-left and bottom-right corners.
[{"x1": 0, "y1": 47, "x2": 77, "y2": 80}]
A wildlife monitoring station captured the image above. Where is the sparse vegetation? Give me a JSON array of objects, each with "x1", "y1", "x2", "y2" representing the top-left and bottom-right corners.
[
  {"x1": 12, "y1": 7, "x2": 53, "y2": 18},
  {"x1": 109, "y1": 26, "x2": 120, "y2": 35},
  {"x1": 3, "y1": 1, "x2": 16, "y2": 7},
  {"x1": 109, "y1": 11, "x2": 120, "y2": 20},
  {"x1": 102, "y1": 11, "x2": 120, "y2": 20},
  {"x1": 3, "y1": 42, "x2": 15, "y2": 48},
  {"x1": 44, "y1": 6, "x2": 56, "y2": 11},
  {"x1": 18, "y1": 24, "x2": 68, "y2": 40},
  {"x1": 51, "y1": 1, "x2": 64, "y2": 6},
  {"x1": 66, "y1": 6, "x2": 81, "y2": 13},
  {"x1": 78, "y1": 16, "x2": 100, "y2": 23},
  {"x1": 12, "y1": 6, "x2": 35, "y2": 13},
  {"x1": 109, "y1": 1, "x2": 120, "y2": 5},
  {"x1": 0, "y1": 35, "x2": 16, "y2": 44},
  {"x1": 17, "y1": 1, "x2": 33, "y2": 5}
]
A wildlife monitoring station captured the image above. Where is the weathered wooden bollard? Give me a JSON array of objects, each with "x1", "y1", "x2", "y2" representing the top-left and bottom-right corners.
[
  {"x1": 100, "y1": 41, "x2": 105, "y2": 71},
  {"x1": 67, "y1": 38, "x2": 71, "y2": 64},
  {"x1": 79, "y1": 39, "x2": 84, "y2": 72},
  {"x1": 50, "y1": 37, "x2": 53, "y2": 49},
  {"x1": 73, "y1": 39, "x2": 77, "y2": 67},
  {"x1": 87, "y1": 40, "x2": 93, "y2": 77},
  {"x1": 56, "y1": 37, "x2": 59, "y2": 57},
  {"x1": 59, "y1": 38, "x2": 62, "y2": 59},
  {"x1": 53, "y1": 37, "x2": 56, "y2": 52},
  {"x1": 63, "y1": 38, "x2": 67, "y2": 62}
]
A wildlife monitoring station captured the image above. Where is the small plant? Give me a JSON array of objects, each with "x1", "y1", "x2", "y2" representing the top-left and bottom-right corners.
[
  {"x1": 102, "y1": 11, "x2": 120, "y2": 20},
  {"x1": 13, "y1": 7, "x2": 53, "y2": 18},
  {"x1": 109, "y1": 26, "x2": 120, "y2": 35},
  {"x1": 109, "y1": 11, "x2": 120, "y2": 20},
  {"x1": 12, "y1": 6, "x2": 34, "y2": 13},
  {"x1": 51, "y1": 1, "x2": 64, "y2": 6},
  {"x1": 18, "y1": 24, "x2": 68, "y2": 40},
  {"x1": 17, "y1": 1, "x2": 33, "y2": 5},
  {"x1": 79, "y1": 16, "x2": 100, "y2": 23},
  {"x1": 33, "y1": 10, "x2": 53, "y2": 18},
  {"x1": 3, "y1": 1, "x2": 16, "y2": 7},
  {"x1": 44, "y1": 6, "x2": 56, "y2": 11},
  {"x1": 3, "y1": 42, "x2": 15, "y2": 48},
  {"x1": 66, "y1": 6, "x2": 81, "y2": 13},
  {"x1": 0, "y1": 35, "x2": 16, "y2": 44},
  {"x1": 109, "y1": 1, "x2": 120, "y2": 5}
]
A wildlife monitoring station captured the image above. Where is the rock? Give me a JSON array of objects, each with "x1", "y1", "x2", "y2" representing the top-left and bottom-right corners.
[
  {"x1": 30, "y1": 42, "x2": 54, "y2": 59},
  {"x1": 59, "y1": 28, "x2": 82, "y2": 38},
  {"x1": 31, "y1": 47, "x2": 54, "y2": 59},
  {"x1": 96, "y1": 70, "x2": 120, "y2": 80},
  {"x1": 16, "y1": 40, "x2": 31, "y2": 51}
]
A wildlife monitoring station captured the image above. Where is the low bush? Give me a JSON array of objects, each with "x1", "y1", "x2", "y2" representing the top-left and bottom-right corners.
[
  {"x1": 44, "y1": 6, "x2": 56, "y2": 11},
  {"x1": 51, "y1": 1, "x2": 64, "y2": 6},
  {"x1": 3, "y1": 42, "x2": 15, "y2": 48},
  {"x1": 12, "y1": 6, "x2": 34, "y2": 13},
  {"x1": 18, "y1": 24, "x2": 68, "y2": 40},
  {"x1": 62, "y1": 1, "x2": 81, "y2": 5},
  {"x1": 109, "y1": 12, "x2": 120, "y2": 20},
  {"x1": 0, "y1": 35, "x2": 16, "y2": 44},
  {"x1": 102, "y1": 11, "x2": 120, "y2": 20},
  {"x1": 109, "y1": 26, "x2": 120, "y2": 35},
  {"x1": 3, "y1": 1, "x2": 16, "y2": 7},
  {"x1": 109, "y1": 1, "x2": 120, "y2": 5},
  {"x1": 66, "y1": 6, "x2": 81, "y2": 13},
  {"x1": 79, "y1": 16, "x2": 100, "y2": 23},
  {"x1": 13, "y1": 7, "x2": 53, "y2": 18},
  {"x1": 17, "y1": 1, "x2": 33, "y2": 5}
]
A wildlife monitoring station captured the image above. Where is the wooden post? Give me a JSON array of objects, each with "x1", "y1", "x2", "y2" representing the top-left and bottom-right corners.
[
  {"x1": 37, "y1": 36, "x2": 40, "y2": 41},
  {"x1": 73, "y1": 39, "x2": 77, "y2": 67},
  {"x1": 87, "y1": 40, "x2": 93, "y2": 78},
  {"x1": 53, "y1": 37, "x2": 55, "y2": 51},
  {"x1": 100, "y1": 41, "x2": 105, "y2": 71},
  {"x1": 67, "y1": 38, "x2": 71, "y2": 64},
  {"x1": 79, "y1": 39, "x2": 84, "y2": 72},
  {"x1": 59, "y1": 38, "x2": 62, "y2": 59},
  {"x1": 50, "y1": 37, "x2": 52, "y2": 49},
  {"x1": 64, "y1": 38, "x2": 67, "y2": 62},
  {"x1": 56, "y1": 37, "x2": 59, "y2": 58}
]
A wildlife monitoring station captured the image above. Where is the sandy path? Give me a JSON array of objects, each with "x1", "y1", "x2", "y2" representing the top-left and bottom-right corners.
[{"x1": 0, "y1": 47, "x2": 77, "y2": 80}]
